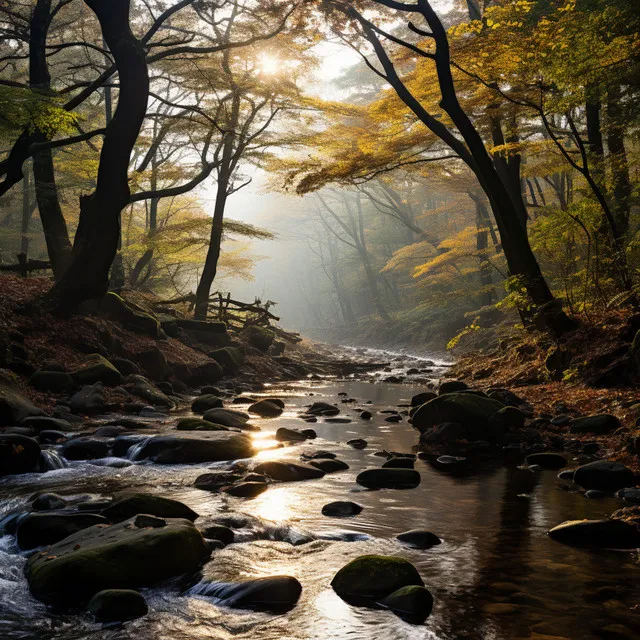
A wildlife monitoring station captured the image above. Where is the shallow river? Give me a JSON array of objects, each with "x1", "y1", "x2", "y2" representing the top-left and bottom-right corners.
[{"x1": 0, "y1": 352, "x2": 638, "y2": 640}]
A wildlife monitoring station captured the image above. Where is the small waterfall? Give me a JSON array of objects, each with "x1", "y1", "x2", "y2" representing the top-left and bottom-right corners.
[
  {"x1": 38, "y1": 450, "x2": 69, "y2": 472},
  {"x1": 127, "y1": 437, "x2": 151, "y2": 461}
]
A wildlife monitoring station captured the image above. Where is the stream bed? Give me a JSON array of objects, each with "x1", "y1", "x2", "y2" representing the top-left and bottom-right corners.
[{"x1": 0, "y1": 350, "x2": 638, "y2": 640}]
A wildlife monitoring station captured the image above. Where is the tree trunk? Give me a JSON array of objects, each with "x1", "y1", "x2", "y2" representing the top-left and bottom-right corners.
[
  {"x1": 21, "y1": 160, "x2": 33, "y2": 259},
  {"x1": 29, "y1": 0, "x2": 73, "y2": 279},
  {"x1": 607, "y1": 84, "x2": 631, "y2": 240},
  {"x1": 473, "y1": 196, "x2": 495, "y2": 307},
  {"x1": 50, "y1": 0, "x2": 149, "y2": 308}
]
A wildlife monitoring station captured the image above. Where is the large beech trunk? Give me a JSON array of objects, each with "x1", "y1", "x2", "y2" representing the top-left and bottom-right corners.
[
  {"x1": 50, "y1": 0, "x2": 149, "y2": 308},
  {"x1": 29, "y1": 0, "x2": 73, "y2": 278}
]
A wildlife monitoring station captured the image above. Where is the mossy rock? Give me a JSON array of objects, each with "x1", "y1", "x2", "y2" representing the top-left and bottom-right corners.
[
  {"x1": 253, "y1": 460, "x2": 325, "y2": 482},
  {"x1": 569, "y1": 414, "x2": 621, "y2": 435},
  {"x1": 245, "y1": 326, "x2": 274, "y2": 352},
  {"x1": 72, "y1": 354, "x2": 122, "y2": 387},
  {"x1": 127, "y1": 375, "x2": 174, "y2": 408},
  {"x1": 0, "y1": 385, "x2": 45, "y2": 426},
  {"x1": 29, "y1": 371, "x2": 75, "y2": 393},
  {"x1": 100, "y1": 292, "x2": 161, "y2": 338},
  {"x1": 331, "y1": 555, "x2": 423, "y2": 603},
  {"x1": 102, "y1": 493, "x2": 198, "y2": 523},
  {"x1": 17, "y1": 512, "x2": 108, "y2": 550},
  {"x1": 378, "y1": 585, "x2": 434, "y2": 623},
  {"x1": 411, "y1": 392, "x2": 504, "y2": 439},
  {"x1": 209, "y1": 347, "x2": 244, "y2": 372},
  {"x1": 25, "y1": 516, "x2": 210, "y2": 606},
  {"x1": 176, "y1": 417, "x2": 228, "y2": 432},
  {"x1": 249, "y1": 399, "x2": 283, "y2": 417},
  {"x1": 548, "y1": 518, "x2": 640, "y2": 549},
  {"x1": 202, "y1": 407, "x2": 250, "y2": 429},
  {"x1": 88, "y1": 588, "x2": 148, "y2": 622}
]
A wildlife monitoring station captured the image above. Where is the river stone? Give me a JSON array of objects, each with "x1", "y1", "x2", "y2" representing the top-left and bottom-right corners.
[
  {"x1": 38, "y1": 430, "x2": 67, "y2": 445},
  {"x1": 331, "y1": 555, "x2": 423, "y2": 602},
  {"x1": 525, "y1": 452, "x2": 567, "y2": 470},
  {"x1": 61, "y1": 437, "x2": 110, "y2": 461},
  {"x1": 102, "y1": 493, "x2": 198, "y2": 523},
  {"x1": 359, "y1": 410, "x2": 372, "y2": 420},
  {"x1": 29, "y1": 371, "x2": 75, "y2": 393},
  {"x1": 88, "y1": 588, "x2": 148, "y2": 622},
  {"x1": 617, "y1": 488, "x2": 640, "y2": 504},
  {"x1": 245, "y1": 326, "x2": 275, "y2": 352},
  {"x1": 0, "y1": 385, "x2": 45, "y2": 425},
  {"x1": 309, "y1": 458, "x2": 349, "y2": 473},
  {"x1": 275, "y1": 427, "x2": 308, "y2": 442},
  {"x1": 72, "y1": 354, "x2": 122, "y2": 387},
  {"x1": 176, "y1": 418, "x2": 228, "y2": 432},
  {"x1": 356, "y1": 468, "x2": 421, "y2": 489},
  {"x1": 489, "y1": 406, "x2": 527, "y2": 431},
  {"x1": 248, "y1": 400, "x2": 283, "y2": 417},
  {"x1": 569, "y1": 414, "x2": 621, "y2": 435},
  {"x1": 17, "y1": 512, "x2": 108, "y2": 550},
  {"x1": 195, "y1": 575, "x2": 301, "y2": 612},
  {"x1": 321, "y1": 501, "x2": 363, "y2": 517},
  {"x1": 306, "y1": 402, "x2": 340, "y2": 416},
  {"x1": 382, "y1": 458, "x2": 414, "y2": 469},
  {"x1": 253, "y1": 460, "x2": 325, "y2": 482},
  {"x1": 573, "y1": 460, "x2": 635, "y2": 492},
  {"x1": 347, "y1": 438, "x2": 367, "y2": 449},
  {"x1": 548, "y1": 519, "x2": 640, "y2": 549},
  {"x1": 411, "y1": 391, "x2": 437, "y2": 407},
  {"x1": 0, "y1": 434, "x2": 41, "y2": 475},
  {"x1": 112, "y1": 435, "x2": 147, "y2": 457},
  {"x1": 224, "y1": 481, "x2": 268, "y2": 498},
  {"x1": 439, "y1": 380, "x2": 468, "y2": 394},
  {"x1": 25, "y1": 516, "x2": 210, "y2": 606},
  {"x1": 412, "y1": 393, "x2": 504, "y2": 438},
  {"x1": 132, "y1": 433, "x2": 254, "y2": 464},
  {"x1": 200, "y1": 525, "x2": 234, "y2": 545},
  {"x1": 193, "y1": 471, "x2": 242, "y2": 491},
  {"x1": 396, "y1": 530, "x2": 441, "y2": 549},
  {"x1": 32, "y1": 493, "x2": 67, "y2": 511},
  {"x1": 191, "y1": 395, "x2": 223, "y2": 413},
  {"x1": 100, "y1": 292, "x2": 160, "y2": 338},
  {"x1": 202, "y1": 408, "x2": 250, "y2": 429},
  {"x1": 378, "y1": 585, "x2": 434, "y2": 623}
]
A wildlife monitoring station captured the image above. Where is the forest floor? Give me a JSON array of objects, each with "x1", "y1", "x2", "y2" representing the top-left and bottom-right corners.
[{"x1": 451, "y1": 309, "x2": 640, "y2": 472}]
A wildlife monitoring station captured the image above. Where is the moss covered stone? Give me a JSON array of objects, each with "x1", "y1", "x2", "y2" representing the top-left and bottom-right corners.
[
  {"x1": 72, "y1": 354, "x2": 122, "y2": 387},
  {"x1": 176, "y1": 417, "x2": 228, "y2": 431},
  {"x1": 209, "y1": 347, "x2": 244, "y2": 372},
  {"x1": 88, "y1": 588, "x2": 148, "y2": 622},
  {"x1": 331, "y1": 555, "x2": 423, "y2": 602},
  {"x1": 100, "y1": 292, "x2": 161, "y2": 338},
  {"x1": 102, "y1": 493, "x2": 198, "y2": 523},
  {"x1": 378, "y1": 585, "x2": 434, "y2": 623}
]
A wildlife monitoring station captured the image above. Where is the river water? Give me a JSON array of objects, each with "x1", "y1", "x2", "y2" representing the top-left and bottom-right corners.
[{"x1": 0, "y1": 351, "x2": 638, "y2": 640}]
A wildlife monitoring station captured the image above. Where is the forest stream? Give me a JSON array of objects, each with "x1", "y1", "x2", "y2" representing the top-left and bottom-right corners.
[{"x1": 0, "y1": 348, "x2": 638, "y2": 640}]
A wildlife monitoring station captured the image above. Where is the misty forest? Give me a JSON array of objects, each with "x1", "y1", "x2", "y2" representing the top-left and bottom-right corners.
[{"x1": 0, "y1": 0, "x2": 640, "y2": 638}]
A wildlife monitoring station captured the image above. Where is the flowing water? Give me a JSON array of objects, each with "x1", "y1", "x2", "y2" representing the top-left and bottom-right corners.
[{"x1": 0, "y1": 350, "x2": 638, "y2": 640}]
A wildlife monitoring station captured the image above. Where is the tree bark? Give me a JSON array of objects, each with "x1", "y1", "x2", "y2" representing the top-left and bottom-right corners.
[
  {"x1": 50, "y1": 0, "x2": 149, "y2": 308},
  {"x1": 29, "y1": 0, "x2": 73, "y2": 279}
]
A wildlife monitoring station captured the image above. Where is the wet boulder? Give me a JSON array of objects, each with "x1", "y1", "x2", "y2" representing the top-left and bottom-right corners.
[
  {"x1": 412, "y1": 393, "x2": 505, "y2": 440},
  {"x1": 411, "y1": 391, "x2": 437, "y2": 407},
  {"x1": 419, "y1": 422, "x2": 467, "y2": 446},
  {"x1": 194, "y1": 470, "x2": 242, "y2": 491},
  {"x1": 382, "y1": 458, "x2": 414, "y2": 469},
  {"x1": 61, "y1": 437, "x2": 110, "y2": 461},
  {"x1": 321, "y1": 501, "x2": 363, "y2": 517},
  {"x1": 0, "y1": 434, "x2": 41, "y2": 475},
  {"x1": 88, "y1": 588, "x2": 148, "y2": 623},
  {"x1": 0, "y1": 385, "x2": 45, "y2": 425},
  {"x1": 127, "y1": 375, "x2": 174, "y2": 408},
  {"x1": 569, "y1": 414, "x2": 621, "y2": 435},
  {"x1": 200, "y1": 525, "x2": 234, "y2": 545},
  {"x1": 17, "y1": 512, "x2": 108, "y2": 550},
  {"x1": 548, "y1": 518, "x2": 640, "y2": 549},
  {"x1": 245, "y1": 326, "x2": 275, "y2": 352},
  {"x1": 248, "y1": 399, "x2": 283, "y2": 417},
  {"x1": 396, "y1": 530, "x2": 441, "y2": 549},
  {"x1": 32, "y1": 493, "x2": 67, "y2": 511},
  {"x1": 131, "y1": 433, "x2": 254, "y2": 464},
  {"x1": 525, "y1": 452, "x2": 567, "y2": 470},
  {"x1": 275, "y1": 427, "x2": 309, "y2": 442},
  {"x1": 224, "y1": 482, "x2": 268, "y2": 498},
  {"x1": 202, "y1": 407, "x2": 250, "y2": 429},
  {"x1": 331, "y1": 555, "x2": 423, "y2": 603},
  {"x1": 176, "y1": 417, "x2": 228, "y2": 432},
  {"x1": 22, "y1": 416, "x2": 73, "y2": 432},
  {"x1": 100, "y1": 292, "x2": 161, "y2": 338},
  {"x1": 192, "y1": 575, "x2": 301, "y2": 612},
  {"x1": 25, "y1": 516, "x2": 211, "y2": 606},
  {"x1": 29, "y1": 371, "x2": 75, "y2": 393},
  {"x1": 72, "y1": 354, "x2": 122, "y2": 387},
  {"x1": 253, "y1": 460, "x2": 325, "y2": 482},
  {"x1": 309, "y1": 458, "x2": 349, "y2": 473},
  {"x1": 573, "y1": 460, "x2": 635, "y2": 492},
  {"x1": 191, "y1": 395, "x2": 223, "y2": 413},
  {"x1": 112, "y1": 434, "x2": 147, "y2": 457},
  {"x1": 305, "y1": 402, "x2": 340, "y2": 416},
  {"x1": 102, "y1": 493, "x2": 198, "y2": 523},
  {"x1": 356, "y1": 468, "x2": 421, "y2": 490},
  {"x1": 347, "y1": 438, "x2": 367, "y2": 449},
  {"x1": 617, "y1": 488, "x2": 640, "y2": 504},
  {"x1": 378, "y1": 585, "x2": 434, "y2": 624}
]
